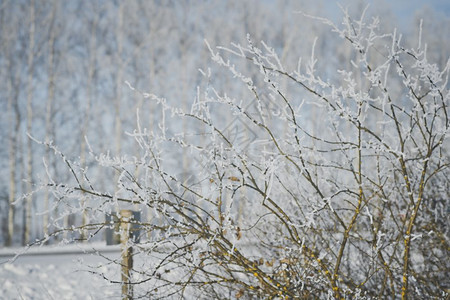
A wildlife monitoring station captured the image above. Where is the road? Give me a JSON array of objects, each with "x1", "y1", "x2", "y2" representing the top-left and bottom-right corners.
[{"x1": 0, "y1": 243, "x2": 122, "y2": 300}]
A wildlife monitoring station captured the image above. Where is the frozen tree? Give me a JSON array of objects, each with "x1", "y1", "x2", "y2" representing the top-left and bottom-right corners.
[
  {"x1": 1, "y1": 0, "x2": 449, "y2": 299},
  {"x1": 34, "y1": 7, "x2": 449, "y2": 299}
]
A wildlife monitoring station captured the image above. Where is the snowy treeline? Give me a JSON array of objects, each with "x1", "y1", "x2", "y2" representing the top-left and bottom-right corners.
[
  {"x1": 0, "y1": 0, "x2": 332, "y2": 245},
  {"x1": 1, "y1": 1, "x2": 449, "y2": 299}
]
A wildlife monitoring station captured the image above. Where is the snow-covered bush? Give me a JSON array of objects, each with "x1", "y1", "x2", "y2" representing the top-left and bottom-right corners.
[{"x1": 41, "y1": 10, "x2": 449, "y2": 299}]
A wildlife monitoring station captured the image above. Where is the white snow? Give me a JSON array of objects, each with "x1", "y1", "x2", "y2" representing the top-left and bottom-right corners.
[{"x1": 0, "y1": 243, "x2": 122, "y2": 300}]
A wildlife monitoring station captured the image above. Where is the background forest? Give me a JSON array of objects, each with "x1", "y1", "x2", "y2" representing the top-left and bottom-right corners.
[{"x1": 1, "y1": 0, "x2": 448, "y2": 247}]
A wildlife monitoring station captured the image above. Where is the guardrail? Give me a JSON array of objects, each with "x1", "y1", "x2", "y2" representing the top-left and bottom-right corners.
[{"x1": 0, "y1": 243, "x2": 121, "y2": 259}]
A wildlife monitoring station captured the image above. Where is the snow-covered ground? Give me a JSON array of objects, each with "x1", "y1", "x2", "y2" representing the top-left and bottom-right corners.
[{"x1": 0, "y1": 243, "x2": 122, "y2": 300}]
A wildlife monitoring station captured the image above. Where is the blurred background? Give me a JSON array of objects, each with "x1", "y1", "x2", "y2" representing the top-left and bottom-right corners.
[{"x1": 0, "y1": 0, "x2": 449, "y2": 246}]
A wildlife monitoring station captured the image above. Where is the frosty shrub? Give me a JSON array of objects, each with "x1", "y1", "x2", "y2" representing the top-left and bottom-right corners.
[{"x1": 40, "y1": 11, "x2": 449, "y2": 299}]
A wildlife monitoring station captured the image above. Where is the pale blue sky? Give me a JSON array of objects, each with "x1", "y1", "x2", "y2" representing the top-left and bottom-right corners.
[
  {"x1": 375, "y1": 0, "x2": 449, "y2": 22},
  {"x1": 321, "y1": 0, "x2": 450, "y2": 31}
]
